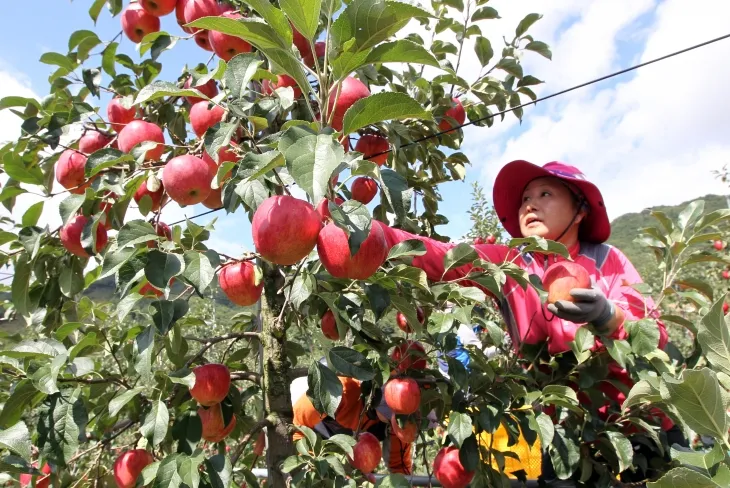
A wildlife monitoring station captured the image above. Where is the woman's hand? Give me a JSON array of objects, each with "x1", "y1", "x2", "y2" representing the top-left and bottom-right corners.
[{"x1": 547, "y1": 288, "x2": 618, "y2": 335}]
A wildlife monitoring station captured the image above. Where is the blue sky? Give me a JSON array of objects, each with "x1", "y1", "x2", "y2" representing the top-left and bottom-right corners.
[{"x1": 1, "y1": 0, "x2": 730, "y2": 258}]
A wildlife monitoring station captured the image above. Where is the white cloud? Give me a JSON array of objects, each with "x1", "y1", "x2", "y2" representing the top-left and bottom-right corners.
[{"x1": 470, "y1": 0, "x2": 730, "y2": 223}]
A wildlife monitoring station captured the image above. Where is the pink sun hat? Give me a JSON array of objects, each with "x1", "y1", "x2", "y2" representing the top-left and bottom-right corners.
[{"x1": 492, "y1": 160, "x2": 611, "y2": 243}]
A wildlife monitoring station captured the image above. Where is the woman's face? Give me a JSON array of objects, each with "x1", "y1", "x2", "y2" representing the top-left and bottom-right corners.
[{"x1": 519, "y1": 177, "x2": 585, "y2": 241}]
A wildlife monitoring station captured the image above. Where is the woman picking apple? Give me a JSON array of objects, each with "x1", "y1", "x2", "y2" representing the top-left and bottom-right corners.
[{"x1": 377, "y1": 160, "x2": 681, "y2": 485}]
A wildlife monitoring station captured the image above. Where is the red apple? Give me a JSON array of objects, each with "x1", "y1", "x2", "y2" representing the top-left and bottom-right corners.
[
  {"x1": 19, "y1": 463, "x2": 51, "y2": 488},
  {"x1": 121, "y1": 3, "x2": 161, "y2": 43},
  {"x1": 139, "y1": 0, "x2": 177, "y2": 16},
  {"x1": 199, "y1": 403, "x2": 237, "y2": 442},
  {"x1": 354, "y1": 134, "x2": 389, "y2": 166},
  {"x1": 391, "y1": 341, "x2": 427, "y2": 371},
  {"x1": 714, "y1": 240, "x2": 725, "y2": 251},
  {"x1": 209, "y1": 11, "x2": 253, "y2": 61},
  {"x1": 219, "y1": 261, "x2": 263, "y2": 306},
  {"x1": 176, "y1": 0, "x2": 194, "y2": 33},
  {"x1": 107, "y1": 97, "x2": 137, "y2": 133},
  {"x1": 113, "y1": 450, "x2": 155, "y2": 488},
  {"x1": 434, "y1": 446, "x2": 474, "y2": 488},
  {"x1": 438, "y1": 97, "x2": 466, "y2": 133},
  {"x1": 302, "y1": 41, "x2": 326, "y2": 68},
  {"x1": 253, "y1": 431, "x2": 266, "y2": 456},
  {"x1": 350, "y1": 177, "x2": 378, "y2": 205},
  {"x1": 542, "y1": 261, "x2": 591, "y2": 304},
  {"x1": 56, "y1": 150, "x2": 89, "y2": 194},
  {"x1": 391, "y1": 415, "x2": 418, "y2": 444},
  {"x1": 252, "y1": 195, "x2": 323, "y2": 265},
  {"x1": 291, "y1": 26, "x2": 310, "y2": 58},
  {"x1": 60, "y1": 215, "x2": 108, "y2": 258},
  {"x1": 723, "y1": 270, "x2": 730, "y2": 280},
  {"x1": 724, "y1": 303, "x2": 729, "y2": 315},
  {"x1": 190, "y1": 101, "x2": 225, "y2": 138},
  {"x1": 184, "y1": 76, "x2": 218, "y2": 105},
  {"x1": 190, "y1": 363, "x2": 231, "y2": 406},
  {"x1": 201, "y1": 187, "x2": 222, "y2": 209},
  {"x1": 473, "y1": 237, "x2": 485, "y2": 245},
  {"x1": 118, "y1": 120, "x2": 165, "y2": 161},
  {"x1": 79, "y1": 131, "x2": 113, "y2": 154},
  {"x1": 384, "y1": 377, "x2": 420, "y2": 415},
  {"x1": 396, "y1": 307, "x2": 424, "y2": 333},
  {"x1": 315, "y1": 197, "x2": 344, "y2": 222},
  {"x1": 327, "y1": 77, "x2": 370, "y2": 132},
  {"x1": 161, "y1": 155, "x2": 216, "y2": 205},
  {"x1": 486, "y1": 235, "x2": 496, "y2": 244},
  {"x1": 184, "y1": 0, "x2": 221, "y2": 30},
  {"x1": 316, "y1": 221, "x2": 387, "y2": 280},
  {"x1": 263, "y1": 75, "x2": 302, "y2": 98},
  {"x1": 321, "y1": 310, "x2": 339, "y2": 340},
  {"x1": 134, "y1": 179, "x2": 167, "y2": 212},
  {"x1": 193, "y1": 30, "x2": 213, "y2": 51},
  {"x1": 350, "y1": 432, "x2": 381, "y2": 474}
]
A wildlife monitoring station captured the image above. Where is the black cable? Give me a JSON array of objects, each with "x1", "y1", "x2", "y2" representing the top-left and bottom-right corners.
[{"x1": 169, "y1": 32, "x2": 730, "y2": 226}]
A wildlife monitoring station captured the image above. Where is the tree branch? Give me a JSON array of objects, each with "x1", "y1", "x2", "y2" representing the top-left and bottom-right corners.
[
  {"x1": 67, "y1": 419, "x2": 136, "y2": 465},
  {"x1": 231, "y1": 417, "x2": 273, "y2": 466},
  {"x1": 230, "y1": 371, "x2": 262, "y2": 383},
  {"x1": 184, "y1": 332, "x2": 260, "y2": 368}
]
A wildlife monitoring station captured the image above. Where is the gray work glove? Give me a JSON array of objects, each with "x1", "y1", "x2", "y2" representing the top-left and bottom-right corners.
[{"x1": 547, "y1": 288, "x2": 615, "y2": 332}]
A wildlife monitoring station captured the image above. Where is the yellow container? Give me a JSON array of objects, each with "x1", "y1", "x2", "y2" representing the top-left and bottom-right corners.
[{"x1": 478, "y1": 424, "x2": 542, "y2": 479}]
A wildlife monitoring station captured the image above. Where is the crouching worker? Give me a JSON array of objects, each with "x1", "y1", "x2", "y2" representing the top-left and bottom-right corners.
[{"x1": 290, "y1": 374, "x2": 413, "y2": 475}]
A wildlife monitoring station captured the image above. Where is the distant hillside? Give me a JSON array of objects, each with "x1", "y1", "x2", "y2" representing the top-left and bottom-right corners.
[{"x1": 608, "y1": 194, "x2": 730, "y2": 280}]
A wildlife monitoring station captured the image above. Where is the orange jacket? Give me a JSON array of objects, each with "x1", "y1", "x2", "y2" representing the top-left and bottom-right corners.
[{"x1": 292, "y1": 376, "x2": 413, "y2": 474}]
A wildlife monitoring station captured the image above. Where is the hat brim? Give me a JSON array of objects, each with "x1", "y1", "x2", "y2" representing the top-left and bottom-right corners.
[{"x1": 492, "y1": 160, "x2": 610, "y2": 243}]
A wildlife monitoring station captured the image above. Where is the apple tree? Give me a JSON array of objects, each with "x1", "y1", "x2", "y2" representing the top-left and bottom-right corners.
[{"x1": 3, "y1": 1, "x2": 730, "y2": 488}]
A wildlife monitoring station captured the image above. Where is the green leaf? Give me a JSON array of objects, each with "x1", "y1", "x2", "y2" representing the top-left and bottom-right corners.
[
  {"x1": 525, "y1": 40, "x2": 552, "y2": 60},
  {"x1": 341, "y1": 92, "x2": 432, "y2": 136},
  {"x1": 0, "y1": 422, "x2": 31, "y2": 461},
  {"x1": 285, "y1": 133, "x2": 344, "y2": 204},
  {"x1": 225, "y1": 53, "x2": 263, "y2": 99},
  {"x1": 154, "y1": 455, "x2": 182, "y2": 488},
  {"x1": 459, "y1": 435, "x2": 479, "y2": 472},
  {"x1": 82, "y1": 68, "x2": 101, "y2": 97},
  {"x1": 330, "y1": 0, "x2": 433, "y2": 52},
  {"x1": 117, "y1": 220, "x2": 158, "y2": 248},
  {"x1": 329, "y1": 200, "x2": 372, "y2": 256},
  {"x1": 548, "y1": 426, "x2": 580, "y2": 480},
  {"x1": 677, "y1": 200, "x2": 704, "y2": 231},
  {"x1": 670, "y1": 443, "x2": 724, "y2": 477},
  {"x1": 31, "y1": 353, "x2": 67, "y2": 394},
  {"x1": 326, "y1": 347, "x2": 375, "y2": 381},
  {"x1": 99, "y1": 247, "x2": 137, "y2": 280},
  {"x1": 109, "y1": 387, "x2": 146, "y2": 417},
  {"x1": 604, "y1": 338, "x2": 632, "y2": 368},
  {"x1": 135, "y1": 326, "x2": 155, "y2": 382},
  {"x1": 182, "y1": 251, "x2": 215, "y2": 294},
  {"x1": 59, "y1": 194, "x2": 86, "y2": 226},
  {"x1": 135, "y1": 81, "x2": 206, "y2": 105},
  {"x1": 205, "y1": 454, "x2": 232, "y2": 488},
  {"x1": 622, "y1": 379, "x2": 661, "y2": 411},
  {"x1": 604, "y1": 431, "x2": 632, "y2": 473},
  {"x1": 280, "y1": 0, "x2": 321, "y2": 40},
  {"x1": 660, "y1": 368, "x2": 728, "y2": 439},
  {"x1": 647, "y1": 467, "x2": 721, "y2": 488},
  {"x1": 375, "y1": 474, "x2": 411, "y2": 487},
  {"x1": 204, "y1": 122, "x2": 237, "y2": 161},
  {"x1": 0, "y1": 380, "x2": 46, "y2": 429},
  {"x1": 362, "y1": 39, "x2": 440, "y2": 71},
  {"x1": 152, "y1": 300, "x2": 189, "y2": 335},
  {"x1": 38, "y1": 389, "x2": 87, "y2": 466},
  {"x1": 326, "y1": 434, "x2": 356, "y2": 457},
  {"x1": 145, "y1": 250, "x2": 184, "y2": 289},
  {"x1": 447, "y1": 412, "x2": 472, "y2": 447},
  {"x1": 40, "y1": 52, "x2": 75, "y2": 71},
  {"x1": 515, "y1": 13, "x2": 542, "y2": 37},
  {"x1": 21, "y1": 202, "x2": 43, "y2": 227},
  {"x1": 307, "y1": 361, "x2": 342, "y2": 417},
  {"x1": 18, "y1": 226, "x2": 43, "y2": 258},
  {"x1": 625, "y1": 319, "x2": 660, "y2": 357},
  {"x1": 529, "y1": 412, "x2": 554, "y2": 447},
  {"x1": 495, "y1": 58, "x2": 523, "y2": 79},
  {"x1": 59, "y1": 258, "x2": 85, "y2": 297},
  {"x1": 11, "y1": 254, "x2": 32, "y2": 317},
  {"x1": 697, "y1": 298, "x2": 730, "y2": 376},
  {"x1": 240, "y1": 151, "x2": 285, "y2": 181},
  {"x1": 288, "y1": 271, "x2": 315, "y2": 309},
  {"x1": 472, "y1": 6, "x2": 500, "y2": 20},
  {"x1": 443, "y1": 243, "x2": 478, "y2": 277},
  {"x1": 387, "y1": 239, "x2": 426, "y2": 260},
  {"x1": 474, "y1": 36, "x2": 493, "y2": 66},
  {"x1": 141, "y1": 401, "x2": 169, "y2": 447},
  {"x1": 4, "y1": 153, "x2": 44, "y2": 185},
  {"x1": 85, "y1": 148, "x2": 132, "y2": 177},
  {"x1": 568, "y1": 326, "x2": 593, "y2": 364},
  {"x1": 378, "y1": 168, "x2": 412, "y2": 223},
  {"x1": 101, "y1": 42, "x2": 118, "y2": 76}
]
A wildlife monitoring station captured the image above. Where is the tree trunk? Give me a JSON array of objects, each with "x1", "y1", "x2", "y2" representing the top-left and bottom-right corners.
[{"x1": 261, "y1": 261, "x2": 293, "y2": 487}]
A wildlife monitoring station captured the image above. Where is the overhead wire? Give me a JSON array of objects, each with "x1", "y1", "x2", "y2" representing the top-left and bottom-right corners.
[{"x1": 169, "y1": 32, "x2": 730, "y2": 226}]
